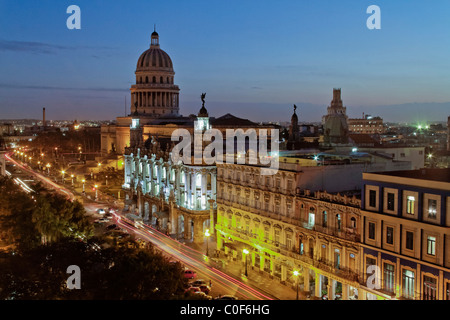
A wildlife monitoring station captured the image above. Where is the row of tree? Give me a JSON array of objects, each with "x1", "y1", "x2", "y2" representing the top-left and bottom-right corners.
[{"x1": 0, "y1": 176, "x2": 191, "y2": 300}]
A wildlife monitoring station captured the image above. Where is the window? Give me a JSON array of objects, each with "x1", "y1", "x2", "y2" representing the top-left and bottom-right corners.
[
  {"x1": 274, "y1": 229, "x2": 280, "y2": 245},
  {"x1": 369, "y1": 190, "x2": 377, "y2": 208},
  {"x1": 423, "y1": 276, "x2": 437, "y2": 300},
  {"x1": 387, "y1": 192, "x2": 395, "y2": 211},
  {"x1": 350, "y1": 217, "x2": 357, "y2": 228},
  {"x1": 368, "y1": 222, "x2": 376, "y2": 240},
  {"x1": 407, "y1": 196, "x2": 415, "y2": 214},
  {"x1": 336, "y1": 214, "x2": 342, "y2": 231},
  {"x1": 386, "y1": 227, "x2": 394, "y2": 245},
  {"x1": 286, "y1": 233, "x2": 292, "y2": 250},
  {"x1": 406, "y1": 231, "x2": 414, "y2": 250},
  {"x1": 428, "y1": 199, "x2": 437, "y2": 219},
  {"x1": 322, "y1": 211, "x2": 328, "y2": 227},
  {"x1": 264, "y1": 226, "x2": 269, "y2": 241},
  {"x1": 308, "y1": 211, "x2": 315, "y2": 227},
  {"x1": 427, "y1": 236, "x2": 436, "y2": 256},
  {"x1": 383, "y1": 263, "x2": 395, "y2": 293},
  {"x1": 402, "y1": 270, "x2": 415, "y2": 299}
]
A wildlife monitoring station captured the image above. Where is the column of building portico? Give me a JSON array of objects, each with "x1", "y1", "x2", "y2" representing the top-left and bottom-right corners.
[
  {"x1": 191, "y1": 171, "x2": 197, "y2": 209},
  {"x1": 281, "y1": 265, "x2": 287, "y2": 283},
  {"x1": 193, "y1": 218, "x2": 204, "y2": 244},
  {"x1": 208, "y1": 199, "x2": 215, "y2": 235},
  {"x1": 304, "y1": 268, "x2": 310, "y2": 293},
  {"x1": 342, "y1": 283, "x2": 349, "y2": 300},
  {"x1": 328, "y1": 279, "x2": 336, "y2": 300},
  {"x1": 201, "y1": 173, "x2": 207, "y2": 209},
  {"x1": 185, "y1": 171, "x2": 191, "y2": 208},
  {"x1": 315, "y1": 272, "x2": 322, "y2": 298},
  {"x1": 184, "y1": 217, "x2": 191, "y2": 241},
  {"x1": 358, "y1": 288, "x2": 367, "y2": 300},
  {"x1": 169, "y1": 202, "x2": 178, "y2": 235},
  {"x1": 260, "y1": 255, "x2": 265, "y2": 273}
]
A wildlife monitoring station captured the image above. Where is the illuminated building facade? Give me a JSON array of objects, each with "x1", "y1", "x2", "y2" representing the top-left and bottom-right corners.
[
  {"x1": 216, "y1": 159, "x2": 369, "y2": 300},
  {"x1": 122, "y1": 108, "x2": 216, "y2": 243},
  {"x1": 361, "y1": 168, "x2": 450, "y2": 300}
]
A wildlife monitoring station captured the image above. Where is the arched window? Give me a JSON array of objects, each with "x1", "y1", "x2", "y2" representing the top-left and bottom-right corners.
[
  {"x1": 145, "y1": 76, "x2": 148, "y2": 83},
  {"x1": 160, "y1": 76, "x2": 163, "y2": 83},
  {"x1": 350, "y1": 217, "x2": 357, "y2": 228},
  {"x1": 336, "y1": 214, "x2": 342, "y2": 231},
  {"x1": 323, "y1": 211, "x2": 328, "y2": 227},
  {"x1": 152, "y1": 76, "x2": 156, "y2": 83}
]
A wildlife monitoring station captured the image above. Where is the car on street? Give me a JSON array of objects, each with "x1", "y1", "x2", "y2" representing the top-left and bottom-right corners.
[
  {"x1": 97, "y1": 208, "x2": 106, "y2": 215},
  {"x1": 184, "y1": 286, "x2": 201, "y2": 294},
  {"x1": 198, "y1": 284, "x2": 211, "y2": 294},
  {"x1": 106, "y1": 224, "x2": 118, "y2": 230},
  {"x1": 184, "y1": 270, "x2": 197, "y2": 279},
  {"x1": 190, "y1": 279, "x2": 208, "y2": 287}
]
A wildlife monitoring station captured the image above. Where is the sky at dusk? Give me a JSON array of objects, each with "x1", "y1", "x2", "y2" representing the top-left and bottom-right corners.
[{"x1": 0, "y1": 0, "x2": 449, "y2": 123}]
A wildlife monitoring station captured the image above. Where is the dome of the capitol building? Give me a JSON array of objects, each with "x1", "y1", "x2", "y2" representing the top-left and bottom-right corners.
[
  {"x1": 130, "y1": 29, "x2": 180, "y2": 118},
  {"x1": 136, "y1": 31, "x2": 174, "y2": 71}
]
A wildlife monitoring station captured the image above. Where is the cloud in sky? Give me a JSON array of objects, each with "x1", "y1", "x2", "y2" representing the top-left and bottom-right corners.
[{"x1": 0, "y1": 39, "x2": 116, "y2": 55}]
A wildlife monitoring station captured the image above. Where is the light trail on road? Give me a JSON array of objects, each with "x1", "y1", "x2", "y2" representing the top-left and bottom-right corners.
[
  {"x1": 5, "y1": 153, "x2": 75, "y2": 201},
  {"x1": 115, "y1": 214, "x2": 275, "y2": 300}
]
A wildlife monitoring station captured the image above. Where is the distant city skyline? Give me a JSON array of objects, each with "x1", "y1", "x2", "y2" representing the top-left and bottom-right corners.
[{"x1": 1, "y1": 0, "x2": 449, "y2": 123}]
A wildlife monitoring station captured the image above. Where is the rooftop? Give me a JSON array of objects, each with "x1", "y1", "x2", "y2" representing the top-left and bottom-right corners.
[{"x1": 372, "y1": 168, "x2": 450, "y2": 183}]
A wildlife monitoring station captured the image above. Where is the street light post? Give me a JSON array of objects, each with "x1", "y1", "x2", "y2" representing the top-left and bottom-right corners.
[
  {"x1": 293, "y1": 270, "x2": 299, "y2": 300},
  {"x1": 71, "y1": 174, "x2": 74, "y2": 186},
  {"x1": 204, "y1": 229, "x2": 210, "y2": 256},
  {"x1": 243, "y1": 249, "x2": 249, "y2": 277},
  {"x1": 82, "y1": 179, "x2": 85, "y2": 193},
  {"x1": 61, "y1": 170, "x2": 65, "y2": 183}
]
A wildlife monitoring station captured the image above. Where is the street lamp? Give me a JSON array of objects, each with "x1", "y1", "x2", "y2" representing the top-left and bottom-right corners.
[
  {"x1": 293, "y1": 270, "x2": 300, "y2": 300},
  {"x1": 82, "y1": 179, "x2": 85, "y2": 193},
  {"x1": 243, "y1": 249, "x2": 249, "y2": 277},
  {"x1": 71, "y1": 174, "x2": 74, "y2": 186},
  {"x1": 204, "y1": 229, "x2": 210, "y2": 256},
  {"x1": 61, "y1": 170, "x2": 65, "y2": 183},
  {"x1": 94, "y1": 184, "x2": 98, "y2": 200},
  {"x1": 46, "y1": 163, "x2": 51, "y2": 174}
]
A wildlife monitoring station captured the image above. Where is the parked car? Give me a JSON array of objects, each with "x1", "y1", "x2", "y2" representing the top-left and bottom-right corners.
[
  {"x1": 198, "y1": 284, "x2": 211, "y2": 294},
  {"x1": 97, "y1": 208, "x2": 106, "y2": 215},
  {"x1": 106, "y1": 224, "x2": 117, "y2": 230},
  {"x1": 184, "y1": 286, "x2": 201, "y2": 294},
  {"x1": 190, "y1": 279, "x2": 208, "y2": 287},
  {"x1": 184, "y1": 270, "x2": 197, "y2": 279}
]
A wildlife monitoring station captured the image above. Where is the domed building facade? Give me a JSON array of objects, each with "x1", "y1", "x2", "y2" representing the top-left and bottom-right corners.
[{"x1": 131, "y1": 31, "x2": 180, "y2": 117}]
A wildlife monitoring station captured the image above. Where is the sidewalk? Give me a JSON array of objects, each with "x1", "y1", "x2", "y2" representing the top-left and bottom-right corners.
[{"x1": 183, "y1": 236, "x2": 303, "y2": 301}]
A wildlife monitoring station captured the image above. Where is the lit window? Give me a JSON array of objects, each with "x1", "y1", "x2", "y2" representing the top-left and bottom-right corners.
[
  {"x1": 427, "y1": 236, "x2": 436, "y2": 256},
  {"x1": 407, "y1": 196, "x2": 415, "y2": 215},
  {"x1": 428, "y1": 199, "x2": 437, "y2": 219}
]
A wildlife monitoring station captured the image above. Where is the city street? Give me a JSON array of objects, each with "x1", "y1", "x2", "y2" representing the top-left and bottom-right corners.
[{"x1": 5, "y1": 152, "x2": 277, "y2": 300}]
